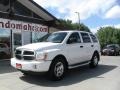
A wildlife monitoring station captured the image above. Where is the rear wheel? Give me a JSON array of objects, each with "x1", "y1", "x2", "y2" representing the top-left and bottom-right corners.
[
  {"x1": 89, "y1": 53, "x2": 99, "y2": 68},
  {"x1": 48, "y1": 57, "x2": 67, "y2": 81},
  {"x1": 116, "y1": 51, "x2": 120, "y2": 56}
]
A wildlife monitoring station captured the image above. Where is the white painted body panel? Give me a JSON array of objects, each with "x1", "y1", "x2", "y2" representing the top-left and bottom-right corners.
[
  {"x1": 11, "y1": 58, "x2": 51, "y2": 72},
  {"x1": 11, "y1": 30, "x2": 100, "y2": 73}
]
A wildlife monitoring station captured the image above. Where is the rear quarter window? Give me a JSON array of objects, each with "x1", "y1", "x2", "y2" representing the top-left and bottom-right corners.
[{"x1": 90, "y1": 34, "x2": 98, "y2": 43}]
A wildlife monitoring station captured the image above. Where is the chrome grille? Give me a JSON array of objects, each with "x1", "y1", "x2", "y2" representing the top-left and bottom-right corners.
[
  {"x1": 15, "y1": 49, "x2": 35, "y2": 60},
  {"x1": 23, "y1": 51, "x2": 34, "y2": 55}
]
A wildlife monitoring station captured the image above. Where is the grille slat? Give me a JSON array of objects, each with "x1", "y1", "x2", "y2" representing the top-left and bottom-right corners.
[
  {"x1": 23, "y1": 56, "x2": 35, "y2": 60},
  {"x1": 15, "y1": 49, "x2": 35, "y2": 60},
  {"x1": 23, "y1": 51, "x2": 34, "y2": 55},
  {"x1": 15, "y1": 55, "x2": 22, "y2": 60}
]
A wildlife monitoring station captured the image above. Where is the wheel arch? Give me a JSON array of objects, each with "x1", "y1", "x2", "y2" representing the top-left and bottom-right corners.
[
  {"x1": 50, "y1": 54, "x2": 68, "y2": 69},
  {"x1": 47, "y1": 54, "x2": 68, "y2": 80}
]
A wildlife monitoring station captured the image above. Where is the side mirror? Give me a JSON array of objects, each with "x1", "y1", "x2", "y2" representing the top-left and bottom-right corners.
[{"x1": 67, "y1": 37, "x2": 77, "y2": 44}]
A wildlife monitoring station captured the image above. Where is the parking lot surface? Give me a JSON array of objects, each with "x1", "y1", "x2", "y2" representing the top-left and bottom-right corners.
[{"x1": 0, "y1": 56, "x2": 120, "y2": 90}]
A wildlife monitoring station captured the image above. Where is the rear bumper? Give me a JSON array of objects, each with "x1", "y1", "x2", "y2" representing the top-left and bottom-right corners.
[{"x1": 11, "y1": 58, "x2": 52, "y2": 72}]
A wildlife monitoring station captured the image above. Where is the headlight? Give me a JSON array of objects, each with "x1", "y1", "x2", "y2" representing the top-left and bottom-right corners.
[{"x1": 36, "y1": 52, "x2": 48, "y2": 61}]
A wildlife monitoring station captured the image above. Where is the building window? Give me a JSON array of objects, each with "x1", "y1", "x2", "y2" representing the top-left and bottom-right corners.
[{"x1": 0, "y1": 29, "x2": 11, "y2": 60}]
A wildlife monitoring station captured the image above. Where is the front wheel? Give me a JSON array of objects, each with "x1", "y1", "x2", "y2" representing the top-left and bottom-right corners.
[
  {"x1": 48, "y1": 57, "x2": 67, "y2": 81},
  {"x1": 89, "y1": 53, "x2": 99, "y2": 68}
]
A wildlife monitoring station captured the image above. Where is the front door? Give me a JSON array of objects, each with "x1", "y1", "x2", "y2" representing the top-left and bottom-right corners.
[
  {"x1": 80, "y1": 32, "x2": 93, "y2": 61},
  {"x1": 66, "y1": 32, "x2": 84, "y2": 65}
]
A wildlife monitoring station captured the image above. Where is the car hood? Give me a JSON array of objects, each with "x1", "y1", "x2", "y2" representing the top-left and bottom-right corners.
[{"x1": 17, "y1": 42, "x2": 60, "y2": 51}]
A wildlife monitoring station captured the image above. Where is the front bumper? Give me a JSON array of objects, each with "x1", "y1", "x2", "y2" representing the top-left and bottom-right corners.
[
  {"x1": 102, "y1": 51, "x2": 114, "y2": 55},
  {"x1": 11, "y1": 58, "x2": 52, "y2": 72}
]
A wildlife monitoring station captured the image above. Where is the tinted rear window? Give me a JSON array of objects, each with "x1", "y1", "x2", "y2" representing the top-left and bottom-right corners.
[
  {"x1": 90, "y1": 34, "x2": 98, "y2": 43},
  {"x1": 81, "y1": 32, "x2": 91, "y2": 43}
]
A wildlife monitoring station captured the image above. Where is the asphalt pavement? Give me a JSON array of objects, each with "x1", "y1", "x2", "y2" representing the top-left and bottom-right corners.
[
  {"x1": 0, "y1": 60, "x2": 16, "y2": 74},
  {"x1": 0, "y1": 56, "x2": 120, "y2": 90}
]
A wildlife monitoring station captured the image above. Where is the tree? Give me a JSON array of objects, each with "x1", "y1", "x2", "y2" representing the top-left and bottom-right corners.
[
  {"x1": 96, "y1": 26, "x2": 120, "y2": 48},
  {"x1": 57, "y1": 19, "x2": 90, "y2": 32}
]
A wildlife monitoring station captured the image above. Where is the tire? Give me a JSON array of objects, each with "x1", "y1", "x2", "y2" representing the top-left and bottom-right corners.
[
  {"x1": 116, "y1": 51, "x2": 120, "y2": 56},
  {"x1": 48, "y1": 57, "x2": 67, "y2": 81},
  {"x1": 89, "y1": 53, "x2": 99, "y2": 68}
]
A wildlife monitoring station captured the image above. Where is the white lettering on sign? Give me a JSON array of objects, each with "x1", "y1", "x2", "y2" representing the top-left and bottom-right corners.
[{"x1": 0, "y1": 18, "x2": 48, "y2": 32}]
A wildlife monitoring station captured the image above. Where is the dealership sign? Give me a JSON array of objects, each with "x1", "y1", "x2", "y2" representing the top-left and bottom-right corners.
[{"x1": 0, "y1": 18, "x2": 48, "y2": 32}]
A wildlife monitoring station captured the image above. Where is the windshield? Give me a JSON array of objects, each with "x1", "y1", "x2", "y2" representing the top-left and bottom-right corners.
[
  {"x1": 38, "y1": 32, "x2": 67, "y2": 43},
  {"x1": 104, "y1": 45, "x2": 115, "y2": 49}
]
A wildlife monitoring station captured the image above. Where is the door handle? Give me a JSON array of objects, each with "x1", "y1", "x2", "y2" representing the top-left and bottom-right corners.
[
  {"x1": 91, "y1": 45, "x2": 94, "y2": 47},
  {"x1": 80, "y1": 46, "x2": 83, "y2": 48}
]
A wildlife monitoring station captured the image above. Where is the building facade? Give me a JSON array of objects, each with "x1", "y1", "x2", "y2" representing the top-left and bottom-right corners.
[{"x1": 0, "y1": 0, "x2": 58, "y2": 60}]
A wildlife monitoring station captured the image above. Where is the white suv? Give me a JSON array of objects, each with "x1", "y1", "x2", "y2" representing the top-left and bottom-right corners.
[{"x1": 11, "y1": 30, "x2": 100, "y2": 80}]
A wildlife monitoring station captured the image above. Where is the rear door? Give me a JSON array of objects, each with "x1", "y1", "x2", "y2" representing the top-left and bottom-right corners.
[
  {"x1": 90, "y1": 33, "x2": 100, "y2": 53},
  {"x1": 80, "y1": 32, "x2": 93, "y2": 61}
]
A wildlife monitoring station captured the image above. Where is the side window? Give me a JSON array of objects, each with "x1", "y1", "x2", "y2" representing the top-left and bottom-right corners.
[
  {"x1": 67, "y1": 32, "x2": 81, "y2": 44},
  {"x1": 81, "y1": 32, "x2": 91, "y2": 43},
  {"x1": 90, "y1": 34, "x2": 98, "y2": 43}
]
